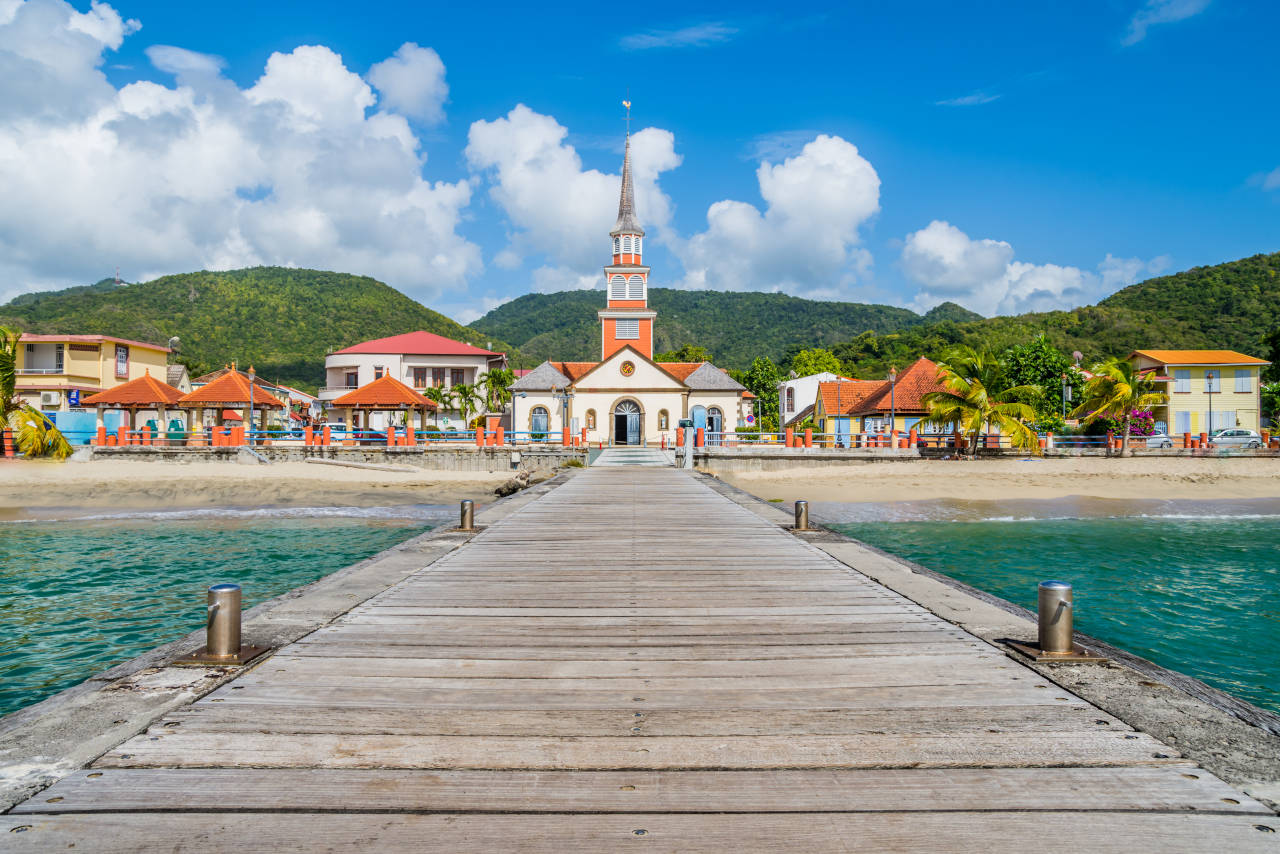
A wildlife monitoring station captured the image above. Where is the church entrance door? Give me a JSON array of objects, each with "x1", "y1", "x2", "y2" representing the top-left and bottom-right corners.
[{"x1": 614, "y1": 400, "x2": 642, "y2": 445}]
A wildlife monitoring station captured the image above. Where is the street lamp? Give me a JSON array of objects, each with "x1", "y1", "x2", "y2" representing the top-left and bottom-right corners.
[
  {"x1": 1205, "y1": 369, "x2": 1216, "y2": 439},
  {"x1": 550, "y1": 385, "x2": 574, "y2": 444},
  {"x1": 888, "y1": 366, "x2": 897, "y2": 437}
]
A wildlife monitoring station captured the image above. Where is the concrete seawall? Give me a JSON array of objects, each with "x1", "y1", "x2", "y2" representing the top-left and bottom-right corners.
[{"x1": 86, "y1": 445, "x2": 588, "y2": 473}]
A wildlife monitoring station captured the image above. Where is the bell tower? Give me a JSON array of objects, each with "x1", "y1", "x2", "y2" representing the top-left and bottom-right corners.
[{"x1": 600, "y1": 101, "x2": 657, "y2": 360}]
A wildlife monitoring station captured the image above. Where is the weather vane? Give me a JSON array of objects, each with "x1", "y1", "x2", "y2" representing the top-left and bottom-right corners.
[{"x1": 623, "y1": 91, "x2": 631, "y2": 135}]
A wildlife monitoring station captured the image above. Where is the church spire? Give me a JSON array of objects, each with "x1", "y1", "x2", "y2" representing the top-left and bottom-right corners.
[{"x1": 611, "y1": 101, "x2": 644, "y2": 237}]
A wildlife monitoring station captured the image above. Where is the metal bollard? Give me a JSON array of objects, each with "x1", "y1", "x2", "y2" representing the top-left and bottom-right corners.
[
  {"x1": 794, "y1": 500, "x2": 810, "y2": 531},
  {"x1": 1037, "y1": 580, "x2": 1074, "y2": 654},
  {"x1": 206, "y1": 583, "x2": 242, "y2": 658},
  {"x1": 459, "y1": 499, "x2": 475, "y2": 531}
]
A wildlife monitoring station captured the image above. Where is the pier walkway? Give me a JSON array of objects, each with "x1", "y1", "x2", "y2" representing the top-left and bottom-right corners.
[{"x1": 4, "y1": 468, "x2": 1276, "y2": 850}]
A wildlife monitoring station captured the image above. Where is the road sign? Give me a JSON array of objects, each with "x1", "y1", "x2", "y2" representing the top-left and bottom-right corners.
[{"x1": 68, "y1": 389, "x2": 80, "y2": 406}]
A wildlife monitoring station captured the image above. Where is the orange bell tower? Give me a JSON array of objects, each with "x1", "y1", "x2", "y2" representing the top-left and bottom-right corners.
[{"x1": 600, "y1": 102, "x2": 657, "y2": 360}]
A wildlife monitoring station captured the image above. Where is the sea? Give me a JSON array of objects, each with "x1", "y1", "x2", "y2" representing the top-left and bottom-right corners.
[
  {"x1": 825, "y1": 496, "x2": 1280, "y2": 715},
  {"x1": 0, "y1": 505, "x2": 448, "y2": 718}
]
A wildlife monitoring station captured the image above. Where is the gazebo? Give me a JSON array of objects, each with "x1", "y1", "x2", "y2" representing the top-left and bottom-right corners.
[
  {"x1": 178, "y1": 367, "x2": 286, "y2": 433},
  {"x1": 82, "y1": 370, "x2": 186, "y2": 435},
  {"x1": 331, "y1": 375, "x2": 436, "y2": 434}
]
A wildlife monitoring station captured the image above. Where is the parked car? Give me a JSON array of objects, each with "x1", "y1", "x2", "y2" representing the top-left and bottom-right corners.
[
  {"x1": 1145, "y1": 432, "x2": 1174, "y2": 448},
  {"x1": 321, "y1": 422, "x2": 349, "y2": 440},
  {"x1": 1210, "y1": 428, "x2": 1263, "y2": 448}
]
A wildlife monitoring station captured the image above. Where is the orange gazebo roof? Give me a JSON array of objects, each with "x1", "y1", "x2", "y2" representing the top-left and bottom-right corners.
[
  {"x1": 331, "y1": 375, "x2": 436, "y2": 409},
  {"x1": 82, "y1": 371, "x2": 185, "y2": 407},
  {"x1": 179, "y1": 371, "x2": 285, "y2": 408}
]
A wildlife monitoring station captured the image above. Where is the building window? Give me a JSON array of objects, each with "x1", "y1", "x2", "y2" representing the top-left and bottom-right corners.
[
  {"x1": 1173, "y1": 369, "x2": 1190, "y2": 393},
  {"x1": 658, "y1": 409, "x2": 669, "y2": 430},
  {"x1": 1174, "y1": 410, "x2": 1191, "y2": 434},
  {"x1": 785, "y1": 387, "x2": 795, "y2": 412},
  {"x1": 54, "y1": 344, "x2": 64, "y2": 373},
  {"x1": 1204, "y1": 371, "x2": 1220, "y2": 393},
  {"x1": 1235, "y1": 369, "x2": 1251, "y2": 392},
  {"x1": 451, "y1": 368, "x2": 465, "y2": 386},
  {"x1": 374, "y1": 366, "x2": 384, "y2": 380},
  {"x1": 115, "y1": 344, "x2": 129, "y2": 378},
  {"x1": 586, "y1": 409, "x2": 596, "y2": 430},
  {"x1": 345, "y1": 371, "x2": 358, "y2": 388},
  {"x1": 616, "y1": 319, "x2": 639, "y2": 340},
  {"x1": 627, "y1": 274, "x2": 644, "y2": 300},
  {"x1": 623, "y1": 235, "x2": 632, "y2": 253},
  {"x1": 412, "y1": 367, "x2": 428, "y2": 387},
  {"x1": 1207, "y1": 410, "x2": 1234, "y2": 431},
  {"x1": 530, "y1": 406, "x2": 549, "y2": 436},
  {"x1": 613, "y1": 236, "x2": 620, "y2": 254},
  {"x1": 432, "y1": 368, "x2": 445, "y2": 387},
  {"x1": 634, "y1": 236, "x2": 642, "y2": 256},
  {"x1": 609, "y1": 275, "x2": 627, "y2": 300}
]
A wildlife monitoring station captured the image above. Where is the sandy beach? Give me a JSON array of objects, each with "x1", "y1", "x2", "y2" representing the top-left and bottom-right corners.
[
  {"x1": 712, "y1": 457, "x2": 1280, "y2": 503},
  {"x1": 0, "y1": 459, "x2": 511, "y2": 514}
]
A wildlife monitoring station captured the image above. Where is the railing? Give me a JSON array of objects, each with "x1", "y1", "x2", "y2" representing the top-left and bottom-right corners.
[{"x1": 16, "y1": 368, "x2": 65, "y2": 375}]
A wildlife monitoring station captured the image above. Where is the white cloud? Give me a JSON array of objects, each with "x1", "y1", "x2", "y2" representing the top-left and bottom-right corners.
[
  {"x1": 0, "y1": 2, "x2": 481, "y2": 304},
  {"x1": 620, "y1": 22, "x2": 737, "y2": 50},
  {"x1": 1123, "y1": 0, "x2": 1210, "y2": 45},
  {"x1": 673, "y1": 134, "x2": 880, "y2": 294},
  {"x1": 465, "y1": 104, "x2": 680, "y2": 277},
  {"x1": 367, "y1": 42, "x2": 447, "y2": 125},
  {"x1": 936, "y1": 91, "x2": 1000, "y2": 107},
  {"x1": 901, "y1": 221, "x2": 1168, "y2": 315},
  {"x1": 1261, "y1": 167, "x2": 1280, "y2": 192}
]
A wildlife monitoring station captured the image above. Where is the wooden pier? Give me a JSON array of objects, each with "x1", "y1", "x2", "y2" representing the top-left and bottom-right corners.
[{"x1": 4, "y1": 468, "x2": 1277, "y2": 850}]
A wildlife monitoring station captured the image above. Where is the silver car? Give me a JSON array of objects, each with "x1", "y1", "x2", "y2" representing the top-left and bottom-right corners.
[
  {"x1": 1210, "y1": 428, "x2": 1263, "y2": 448},
  {"x1": 1145, "y1": 432, "x2": 1174, "y2": 449}
]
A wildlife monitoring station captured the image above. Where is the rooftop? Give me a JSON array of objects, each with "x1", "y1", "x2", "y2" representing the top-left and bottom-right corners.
[
  {"x1": 331, "y1": 331, "x2": 502, "y2": 358},
  {"x1": 331, "y1": 375, "x2": 436, "y2": 409},
  {"x1": 1130, "y1": 349, "x2": 1270, "y2": 366},
  {"x1": 850, "y1": 357, "x2": 947, "y2": 415},
  {"x1": 81, "y1": 371, "x2": 184, "y2": 407},
  {"x1": 19, "y1": 333, "x2": 170, "y2": 352},
  {"x1": 179, "y1": 370, "x2": 286, "y2": 408}
]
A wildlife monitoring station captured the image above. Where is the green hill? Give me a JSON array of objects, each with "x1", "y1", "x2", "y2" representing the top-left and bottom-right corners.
[
  {"x1": 471, "y1": 289, "x2": 926, "y2": 367},
  {"x1": 0, "y1": 267, "x2": 509, "y2": 392}
]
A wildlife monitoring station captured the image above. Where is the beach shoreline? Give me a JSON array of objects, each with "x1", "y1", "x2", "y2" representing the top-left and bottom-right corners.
[
  {"x1": 0, "y1": 459, "x2": 510, "y2": 514},
  {"x1": 712, "y1": 456, "x2": 1280, "y2": 503}
]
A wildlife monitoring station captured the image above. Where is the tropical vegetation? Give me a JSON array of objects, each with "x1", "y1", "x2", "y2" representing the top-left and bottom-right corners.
[
  {"x1": 1070, "y1": 358, "x2": 1170, "y2": 454},
  {"x1": 0, "y1": 323, "x2": 72, "y2": 459},
  {"x1": 919, "y1": 346, "x2": 1042, "y2": 455}
]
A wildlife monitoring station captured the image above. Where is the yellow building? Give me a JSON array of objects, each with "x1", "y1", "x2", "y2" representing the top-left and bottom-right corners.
[
  {"x1": 16, "y1": 334, "x2": 171, "y2": 412},
  {"x1": 1129, "y1": 349, "x2": 1270, "y2": 434}
]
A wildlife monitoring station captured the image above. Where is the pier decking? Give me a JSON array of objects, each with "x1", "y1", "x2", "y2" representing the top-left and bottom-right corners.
[{"x1": 4, "y1": 468, "x2": 1276, "y2": 850}]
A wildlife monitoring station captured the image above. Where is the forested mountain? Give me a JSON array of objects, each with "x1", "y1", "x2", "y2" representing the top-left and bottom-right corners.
[{"x1": 0, "y1": 267, "x2": 508, "y2": 391}]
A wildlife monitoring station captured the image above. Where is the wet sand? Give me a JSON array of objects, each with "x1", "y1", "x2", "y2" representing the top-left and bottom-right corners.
[
  {"x1": 713, "y1": 456, "x2": 1280, "y2": 504},
  {"x1": 0, "y1": 459, "x2": 509, "y2": 514}
]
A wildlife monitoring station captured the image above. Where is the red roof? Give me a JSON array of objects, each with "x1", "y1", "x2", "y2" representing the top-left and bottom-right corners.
[
  {"x1": 331, "y1": 375, "x2": 436, "y2": 408},
  {"x1": 513, "y1": 368, "x2": 533, "y2": 378},
  {"x1": 19, "y1": 333, "x2": 171, "y2": 352},
  {"x1": 816, "y1": 379, "x2": 884, "y2": 416},
  {"x1": 849, "y1": 357, "x2": 947, "y2": 415},
  {"x1": 221, "y1": 410, "x2": 244, "y2": 422},
  {"x1": 179, "y1": 371, "x2": 286, "y2": 408},
  {"x1": 332, "y1": 331, "x2": 501, "y2": 357},
  {"x1": 81, "y1": 371, "x2": 184, "y2": 407},
  {"x1": 658, "y1": 362, "x2": 704, "y2": 382},
  {"x1": 742, "y1": 391, "x2": 756, "y2": 399},
  {"x1": 551, "y1": 362, "x2": 600, "y2": 383}
]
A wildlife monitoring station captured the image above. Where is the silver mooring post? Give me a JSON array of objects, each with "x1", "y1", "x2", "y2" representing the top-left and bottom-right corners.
[
  {"x1": 459, "y1": 499, "x2": 475, "y2": 531},
  {"x1": 1037, "y1": 580, "x2": 1074, "y2": 654},
  {"x1": 206, "y1": 583, "x2": 242, "y2": 658},
  {"x1": 794, "y1": 500, "x2": 810, "y2": 531},
  {"x1": 682, "y1": 423, "x2": 694, "y2": 469}
]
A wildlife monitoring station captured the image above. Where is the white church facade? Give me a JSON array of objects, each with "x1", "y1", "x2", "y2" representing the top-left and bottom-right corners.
[{"x1": 510, "y1": 129, "x2": 749, "y2": 446}]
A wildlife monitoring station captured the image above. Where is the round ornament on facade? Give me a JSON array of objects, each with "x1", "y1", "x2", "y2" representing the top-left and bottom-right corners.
[{"x1": 620, "y1": 361, "x2": 636, "y2": 377}]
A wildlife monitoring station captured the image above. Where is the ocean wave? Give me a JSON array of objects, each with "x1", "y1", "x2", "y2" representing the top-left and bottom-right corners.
[{"x1": 2, "y1": 504, "x2": 453, "y2": 525}]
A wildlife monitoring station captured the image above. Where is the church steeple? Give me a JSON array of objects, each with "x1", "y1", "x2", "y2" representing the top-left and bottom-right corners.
[{"x1": 600, "y1": 98, "x2": 657, "y2": 360}]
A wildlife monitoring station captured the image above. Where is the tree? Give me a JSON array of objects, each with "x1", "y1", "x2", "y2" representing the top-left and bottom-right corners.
[
  {"x1": 1, "y1": 325, "x2": 21, "y2": 457},
  {"x1": 1262, "y1": 383, "x2": 1280, "y2": 429},
  {"x1": 740, "y1": 357, "x2": 781, "y2": 431},
  {"x1": 450, "y1": 383, "x2": 483, "y2": 427},
  {"x1": 788, "y1": 348, "x2": 843, "y2": 377},
  {"x1": 918, "y1": 347, "x2": 1041, "y2": 455},
  {"x1": 422, "y1": 385, "x2": 450, "y2": 426},
  {"x1": 1002, "y1": 335, "x2": 1078, "y2": 421},
  {"x1": 480, "y1": 367, "x2": 515, "y2": 413},
  {"x1": 1071, "y1": 357, "x2": 1169, "y2": 454},
  {"x1": 1262, "y1": 326, "x2": 1280, "y2": 384},
  {"x1": 654, "y1": 344, "x2": 713, "y2": 363}
]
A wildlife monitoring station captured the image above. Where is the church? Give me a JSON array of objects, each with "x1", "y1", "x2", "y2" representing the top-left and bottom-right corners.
[{"x1": 510, "y1": 130, "x2": 750, "y2": 446}]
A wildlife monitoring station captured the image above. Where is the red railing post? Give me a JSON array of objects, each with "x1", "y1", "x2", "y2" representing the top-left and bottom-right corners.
[
  {"x1": 803, "y1": 428, "x2": 813, "y2": 448},
  {"x1": 695, "y1": 427, "x2": 705, "y2": 447}
]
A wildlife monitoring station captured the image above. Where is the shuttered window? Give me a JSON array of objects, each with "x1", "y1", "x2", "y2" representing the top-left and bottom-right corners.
[
  {"x1": 616, "y1": 319, "x2": 639, "y2": 339},
  {"x1": 1173, "y1": 369, "x2": 1190, "y2": 392},
  {"x1": 609, "y1": 275, "x2": 627, "y2": 300},
  {"x1": 627, "y1": 275, "x2": 644, "y2": 300},
  {"x1": 1235, "y1": 369, "x2": 1251, "y2": 392},
  {"x1": 622, "y1": 235, "x2": 632, "y2": 253}
]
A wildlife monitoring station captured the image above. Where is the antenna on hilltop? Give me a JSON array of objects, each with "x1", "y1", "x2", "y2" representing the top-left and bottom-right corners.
[{"x1": 115, "y1": 266, "x2": 120, "y2": 287}]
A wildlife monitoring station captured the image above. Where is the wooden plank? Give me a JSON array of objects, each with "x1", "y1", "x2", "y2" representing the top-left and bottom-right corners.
[
  {"x1": 283, "y1": 641, "x2": 982, "y2": 660},
  {"x1": 16, "y1": 767, "x2": 1268, "y2": 814},
  {"x1": 6, "y1": 813, "x2": 1278, "y2": 853}
]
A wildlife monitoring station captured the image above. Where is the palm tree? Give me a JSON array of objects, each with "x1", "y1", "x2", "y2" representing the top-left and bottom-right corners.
[
  {"x1": 918, "y1": 346, "x2": 1042, "y2": 455},
  {"x1": 1, "y1": 325, "x2": 22, "y2": 457},
  {"x1": 450, "y1": 383, "x2": 484, "y2": 428},
  {"x1": 422, "y1": 385, "x2": 449, "y2": 426},
  {"x1": 480, "y1": 367, "x2": 514, "y2": 414},
  {"x1": 1071, "y1": 357, "x2": 1168, "y2": 454}
]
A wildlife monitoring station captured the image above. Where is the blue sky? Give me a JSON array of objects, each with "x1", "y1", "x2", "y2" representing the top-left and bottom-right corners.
[{"x1": 1, "y1": 0, "x2": 1276, "y2": 321}]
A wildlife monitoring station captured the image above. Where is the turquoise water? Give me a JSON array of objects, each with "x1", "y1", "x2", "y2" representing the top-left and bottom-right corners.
[
  {"x1": 0, "y1": 508, "x2": 442, "y2": 718},
  {"x1": 830, "y1": 500, "x2": 1280, "y2": 715}
]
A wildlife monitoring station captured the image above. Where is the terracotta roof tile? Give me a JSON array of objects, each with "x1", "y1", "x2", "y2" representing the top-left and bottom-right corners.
[
  {"x1": 81, "y1": 371, "x2": 185, "y2": 407},
  {"x1": 658, "y1": 362, "x2": 703, "y2": 382},
  {"x1": 332, "y1": 330, "x2": 501, "y2": 357},
  {"x1": 850, "y1": 357, "x2": 947, "y2": 415},
  {"x1": 816, "y1": 379, "x2": 884, "y2": 416},
  {"x1": 19, "y1": 333, "x2": 170, "y2": 352},
  {"x1": 179, "y1": 371, "x2": 286, "y2": 408},
  {"x1": 331, "y1": 375, "x2": 436, "y2": 408},
  {"x1": 551, "y1": 362, "x2": 599, "y2": 382},
  {"x1": 1130, "y1": 349, "x2": 1269, "y2": 366}
]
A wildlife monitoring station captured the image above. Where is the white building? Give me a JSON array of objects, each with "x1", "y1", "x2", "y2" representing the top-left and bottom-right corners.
[
  {"x1": 321, "y1": 331, "x2": 506, "y2": 428},
  {"x1": 510, "y1": 130, "x2": 749, "y2": 445},
  {"x1": 778, "y1": 371, "x2": 844, "y2": 427}
]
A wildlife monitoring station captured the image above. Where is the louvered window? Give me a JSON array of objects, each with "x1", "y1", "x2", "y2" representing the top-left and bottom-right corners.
[
  {"x1": 616, "y1": 319, "x2": 639, "y2": 339},
  {"x1": 634, "y1": 236, "x2": 642, "y2": 256},
  {"x1": 627, "y1": 275, "x2": 644, "y2": 300},
  {"x1": 613, "y1": 237, "x2": 620, "y2": 254},
  {"x1": 622, "y1": 235, "x2": 632, "y2": 253},
  {"x1": 609, "y1": 275, "x2": 627, "y2": 300}
]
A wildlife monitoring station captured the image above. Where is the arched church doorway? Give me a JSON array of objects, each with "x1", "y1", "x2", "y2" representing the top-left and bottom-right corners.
[{"x1": 614, "y1": 400, "x2": 642, "y2": 445}]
